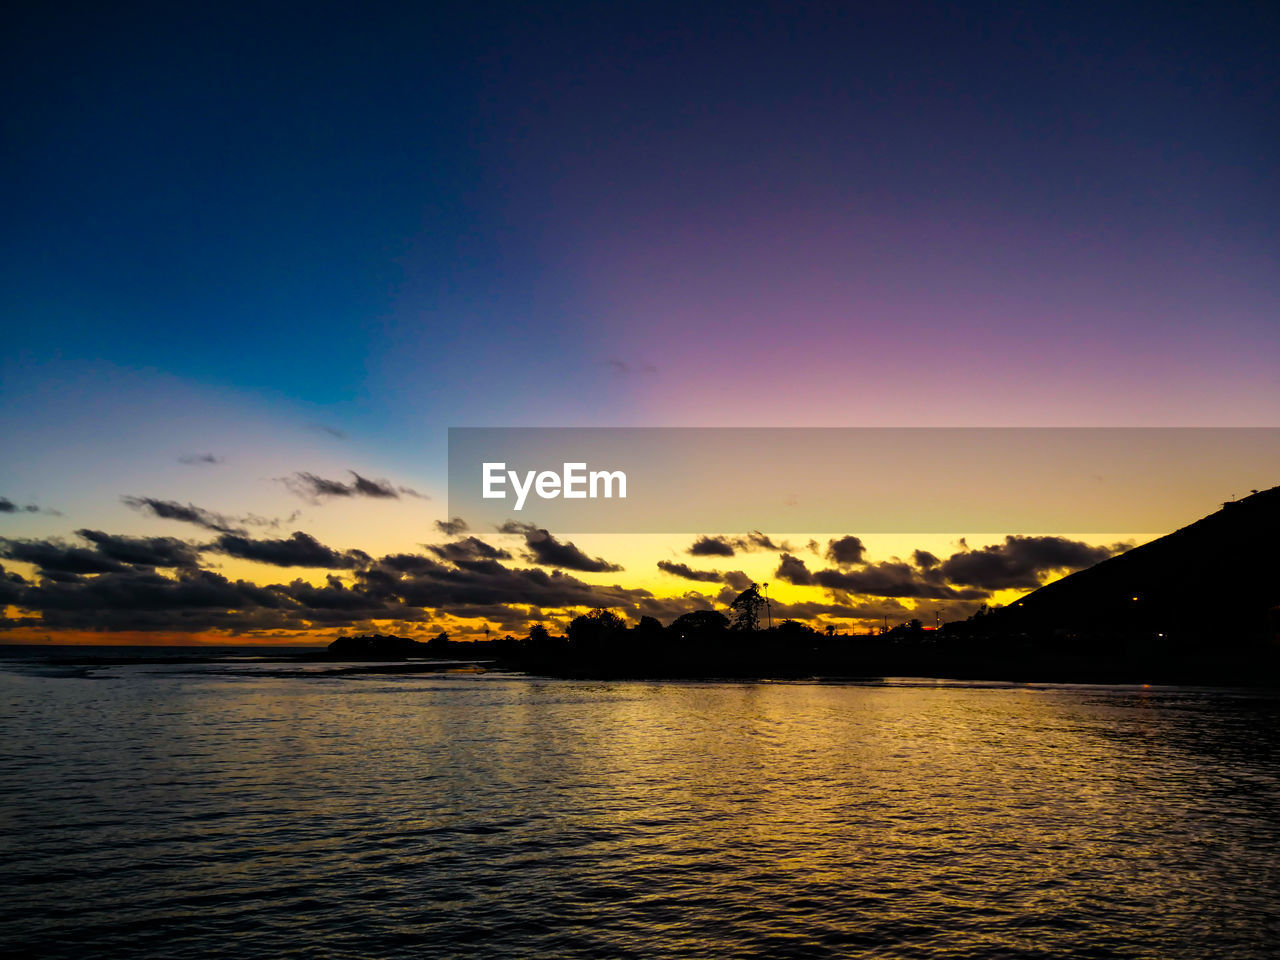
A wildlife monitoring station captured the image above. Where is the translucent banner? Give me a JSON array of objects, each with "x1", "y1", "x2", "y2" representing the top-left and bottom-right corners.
[{"x1": 448, "y1": 427, "x2": 1280, "y2": 533}]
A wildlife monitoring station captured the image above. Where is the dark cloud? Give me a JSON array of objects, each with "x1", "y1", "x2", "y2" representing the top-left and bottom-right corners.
[
  {"x1": 284, "y1": 473, "x2": 353, "y2": 499},
  {"x1": 212, "y1": 531, "x2": 372, "y2": 569},
  {"x1": 913, "y1": 549, "x2": 940, "y2": 570},
  {"x1": 350, "y1": 473, "x2": 399, "y2": 498},
  {"x1": 76, "y1": 530, "x2": 201, "y2": 568},
  {"x1": 775, "y1": 553, "x2": 815, "y2": 585},
  {"x1": 938, "y1": 536, "x2": 1121, "y2": 591},
  {"x1": 435, "y1": 517, "x2": 469, "y2": 536},
  {"x1": 0, "y1": 498, "x2": 41, "y2": 514},
  {"x1": 427, "y1": 537, "x2": 512, "y2": 564},
  {"x1": 377, "y1": 553, "x2": 445, "y2": 575},
  {"x1": 2, "y1": 518, "x2": 1117, "y2": 641},
  {"x1": 499, "y1": 522, "x2": 623, "y2": 573},
  {"x1": 360, "y1": 551, "x2": 645, "y2": 612},
  {"x1": 825, "y1": 536, "x2": 866, "y2": 567},
  {"x1": 177, "y1": 453, "x2": 222, "y2": 465},
  {"x1": 775, "y1": 537, "x2": 1118, "y2": 599},
  {"x1": 656, "y1": 560, "x2": 722, "y2": 583},
  {"x1": 281, "y1": 471, "x2": 427, "y2": 503},
  {"x1": 0, "y1": 564, "x2": 27, "y2": 600},
  {"x1": 3, "y1": 566, "x2": 319, "y2": 634},
  {"x1": 2, "y1": 530, "x2": 661, "y2": 636},
  {"x1": 686, "y1": 531, "x2": 789, "y2": 557},
  {"x1": 658, "y1": 563, "x2": 751, "y2": 592},
  {"x1": 122, "y1": 496, "x2": 278, "y2": 535},
  {"x1": 279, "y1": 575, "x2": 396, "y2": 615},
  {"x1": 688, "y1": 536, "x2": 737, "y2": 557},
  {"x1": 0, "y1": 537, "x2": 126, "y2": 575},
  {"x1": 742, "y1": 531, "x2": 788, "y2": 552},
  {"x1": 812, "y1": 562, "x2": 987, "y2": 600},
  {"x1": 775, "y1": 553, "x2": 985, "y2": 600}
]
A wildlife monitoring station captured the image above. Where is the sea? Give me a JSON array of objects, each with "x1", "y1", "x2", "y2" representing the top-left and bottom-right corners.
[{"x1": 1, "y1": 645, "x2": 1278, "y2": 958}]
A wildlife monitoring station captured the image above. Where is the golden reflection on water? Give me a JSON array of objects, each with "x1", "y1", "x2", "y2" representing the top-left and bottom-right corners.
[{"x1": 1, "y1": 668, "x2": 1277, "y2": 959}]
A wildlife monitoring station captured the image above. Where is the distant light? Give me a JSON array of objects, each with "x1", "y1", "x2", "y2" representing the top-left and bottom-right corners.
[{"x1": 1132, "y1": 596, "x2": 1139, "y2": 601}]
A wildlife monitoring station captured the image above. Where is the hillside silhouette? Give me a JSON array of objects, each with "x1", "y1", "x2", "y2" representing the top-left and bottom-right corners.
[{"x1": 957, "y1": 484, "x2": 1280, "y2": 649}]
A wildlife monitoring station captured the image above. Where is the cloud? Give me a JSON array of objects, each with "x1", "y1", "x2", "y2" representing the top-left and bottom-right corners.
[
  {"x1": 498, "y1": 522, "x2": 623, "y2": 573},
  {"x1": 774, "y1": 553, "x2": 986, "y2": 600},
  {"x1": 3, "y1": 566, "x2": 318, "y2": 634},
  {"x1": 436, "y1": 517, "x2": 469, "y2": 536},
  {"x1": 122, "y1": 496, "x2": 283, "y2": 535},
  {"x1": 812, "y1": 562, "x2": 987, "y2": 600},
  {"x1": 656, "y1": 560, "x2": 723, "y2": 583},
  {"x1": 740, "y1": 531, "x2": 788, "y2": 552},
  {"x1": 825, "y1": 536, "x2": 866, "y2": 567},
  {"x1": 377, "y1": 553, "x2": 443, "y2": 575},
  {"x1": 688, "y1": 536, "x2": 737, "y2": 557},
  {"x1": 0, "y1": 537, "x2": 127, "y2": 575},
  {"x1": 938, "y1": 536, "x2": 1122, "y2": 590},
  {"x1": 177, "y1": 453, "x2": 222, "y2": 466},
  {"x1": 774, "y1": 538, "x2": 1119, "y2": 600},
  {"x1": 686, "y1": 531, "x2": 790, "y2": 557},
  {"x1": 427, "y1": 537, "x2": 513, "y2": 563},
  {"x1": 0, "y1": 498, "x2": 41, "y2": 514},
  {"x1": 913, "y1": 549, "x2": 940, "y2": 570},
  {"x1": 349, "y1": 473, "x2": 399, "y2": 498},
  {"x1": 212, "y1": 531, "x2": 372, "y2": 569},
  {"x1": 283, "y1": 473, "x2": 353, "y2": 499},
  {"x1": 360, "y1": 552, "x2": 646, "y2": 612},
  {"x1": 280, "y1": 471, "x2": 428, "y2": 503},
  {"x1": 604, "y1": 358, "x2": 657, "y2": 376},
  {"x1": 308, "y1": 423, "x2": 347, "y2": 439},
  {"x1": 76, "y1": 530, "x2": 202, "y2": 568},
  {"x1": 1, "y1": 531, "x2": 661, "y2": 636},
  {"x1": 1, "y1": 517, "x2": 1119, "y2": 641},
  {"x1": 775, "y1": 553, "x2": 815, "y2": 586}
]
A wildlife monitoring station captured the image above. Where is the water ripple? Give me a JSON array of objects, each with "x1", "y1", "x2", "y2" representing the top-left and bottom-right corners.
[{"x1": 1, "y1": 672, "x2": 1278, "y2": 958}]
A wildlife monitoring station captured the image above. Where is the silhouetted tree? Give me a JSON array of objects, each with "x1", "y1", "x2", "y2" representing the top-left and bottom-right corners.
[
  {"x1": 568, "y1": 608, "x2": 625, "y2": 648},
  {"x1": 776, "y1": 618, "x2": 815, "y2": 640},
  {"x1": 635, "y1": 615, "x2": 665, "y2": 638},
  {"x1": 729, "y1": 585, "x2": 766, "y2": 631},
  {"x1": 670, "y1": 609, "x2": 729, "y2": 639}
]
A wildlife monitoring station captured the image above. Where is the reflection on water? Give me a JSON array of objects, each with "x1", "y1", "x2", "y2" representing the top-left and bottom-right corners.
[{"x1": 1, "y1": 662, "x2": 1277, "y2": 958}]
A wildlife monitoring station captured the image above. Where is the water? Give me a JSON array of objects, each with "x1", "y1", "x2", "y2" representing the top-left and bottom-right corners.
[{"x1": 1, "y1": 652, "x2": 1278, "y2": 958}]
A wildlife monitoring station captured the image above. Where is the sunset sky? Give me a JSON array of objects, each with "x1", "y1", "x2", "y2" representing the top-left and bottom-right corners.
[{"x1": 2, "y1": 2, "x2": 1276, "y2": 643}]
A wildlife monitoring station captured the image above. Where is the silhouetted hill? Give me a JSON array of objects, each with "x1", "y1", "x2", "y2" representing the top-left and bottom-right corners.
[
  {"x1": 326, "y1": 634, "x2": 433, "y2": 659},
  {"x1": 965, "y1": 485, "x2": 1280, "y2": 649}
]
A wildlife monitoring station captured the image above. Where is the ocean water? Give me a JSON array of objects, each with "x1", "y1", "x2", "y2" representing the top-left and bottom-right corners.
[{"x1": 1, "y1": 652, "x2": 1278, "y2": 958}]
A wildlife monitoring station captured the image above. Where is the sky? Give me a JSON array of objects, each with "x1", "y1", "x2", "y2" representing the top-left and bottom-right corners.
[{"x1": 1, "y1": 1, "x2": 1276, "y2": 643}]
